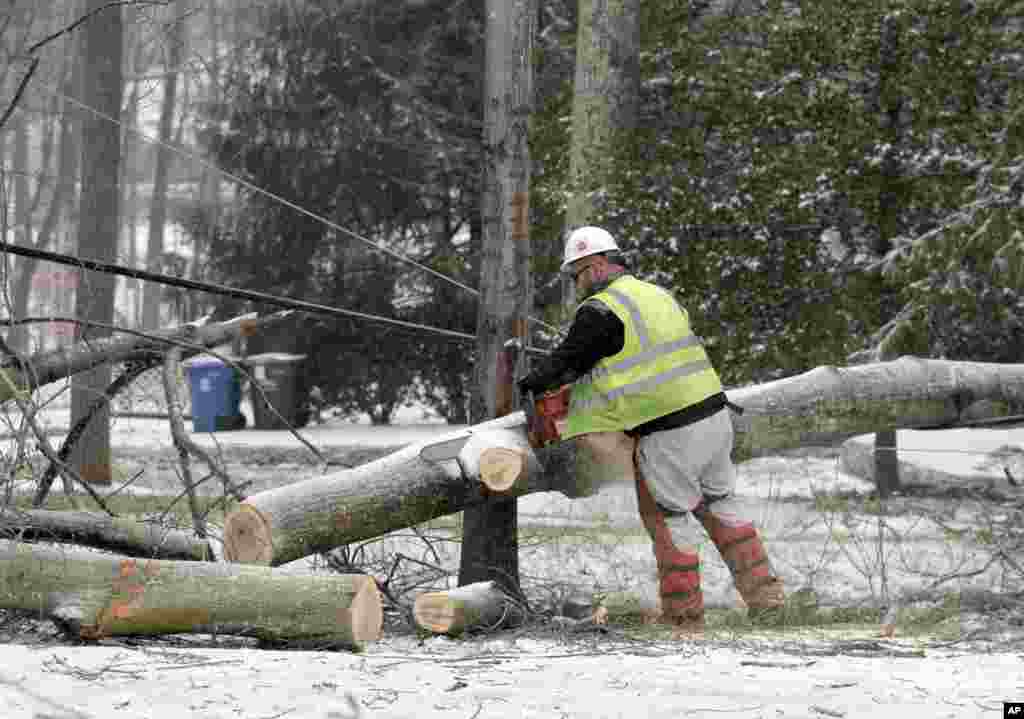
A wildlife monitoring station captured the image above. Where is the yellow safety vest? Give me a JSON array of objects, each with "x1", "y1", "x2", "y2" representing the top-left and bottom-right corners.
[{"x1": 564, "y1": 275, "x2": 723, "y2": 438}]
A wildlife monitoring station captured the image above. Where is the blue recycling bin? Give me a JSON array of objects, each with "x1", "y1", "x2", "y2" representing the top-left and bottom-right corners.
[{"x1": 185, "y1": 356, "x2": 245, "y2": 432}]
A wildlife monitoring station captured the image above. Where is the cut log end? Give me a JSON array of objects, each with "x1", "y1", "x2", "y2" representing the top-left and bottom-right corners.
[
  {"x1": 348, "y1": 576, "x2": 385, "y2": 642},
  {"x1": 412, "y1": 581, "x2": 519, "y2": 635},
  {"x1": 478, "y1": 447, "x2": 526, "y2": 492},
  {"x1": 223, "y1": 503, "x2": 274, "y2": 564},
  {"x1": 413, "y1": 591, "x2": 465, "y2": 634}
]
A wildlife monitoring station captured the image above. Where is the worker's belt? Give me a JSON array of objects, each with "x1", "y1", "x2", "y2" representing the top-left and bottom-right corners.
[{"x1": 626, "y1": 392, "x2": 742, "y2": 438}]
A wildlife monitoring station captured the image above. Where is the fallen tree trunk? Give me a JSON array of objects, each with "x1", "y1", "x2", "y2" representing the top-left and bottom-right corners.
[
  {"x1": 0, "y1": 540, "x2": 382, "y2": 650},
  {"x1": 223, "y1": 417, "x2": 575, "y2": 565},
  {"x1": 224, "y1": 357, "x2": 1024, "y2": 566},
  {"x1": 0, "y1": 509, "x2": 212, "y2": 561},
  {"x1": 0, "y1": 311, "x2": 291, "y2": 403},
  {"x1": 413, "y1": 580, "x2": 524, "y2": 635},
  {"x1": 728, "y1": 357, "x2": 1024, "y2": 459}
]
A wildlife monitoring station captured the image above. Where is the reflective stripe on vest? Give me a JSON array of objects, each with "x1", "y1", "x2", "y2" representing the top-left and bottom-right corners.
[
  {"x1": 583, "y1": 285, "x2": 705, "y2": 381},
  {"x1": 564, "y1": 276, "x2": 722, "y2": 438}
]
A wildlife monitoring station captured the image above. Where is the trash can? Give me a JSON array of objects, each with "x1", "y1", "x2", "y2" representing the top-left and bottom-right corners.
[
  {"x1": 185, "y1": 356, "x2": 245, "y2": 432},
  {"x1": 244, "y1": 353, "x2": 309, "y2": 430}
]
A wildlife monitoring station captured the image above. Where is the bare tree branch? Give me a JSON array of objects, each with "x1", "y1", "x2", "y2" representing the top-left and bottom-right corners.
[
  {"x1": 162, "y1": 346, "x2": 205, "y2": 538},
  {"x1": 25, "y1": 1, "x2": 170, "y2": 55},
  {"x1": 32, "y1": 359, "x2": 158, "y2": 508},
  {"x1": 0, "y1": 56, "x2": 38, "y2": 133}
]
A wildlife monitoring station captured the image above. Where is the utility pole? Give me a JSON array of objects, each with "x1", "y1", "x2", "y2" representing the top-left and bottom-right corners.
[
  {"x1": 70, "y1": 0, "x2": 123, "y2": 485},
  {"x1": 458, "y1": 0, "x2": 537, "y2": 601}
]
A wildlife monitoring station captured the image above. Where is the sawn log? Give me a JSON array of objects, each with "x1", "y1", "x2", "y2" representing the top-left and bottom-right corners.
[
  {"x1": 413, "y1": 580, "x2": 524, "y2": 635},
  {"x1": 224, "y1": 357, "x2": 1024, "y2": 566},
  {"x1": 0, "y1": 540, "x2": 382, "y2": 650}
]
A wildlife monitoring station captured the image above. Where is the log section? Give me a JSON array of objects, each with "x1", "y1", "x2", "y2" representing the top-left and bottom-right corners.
[
  {"x1": 413, "y1": 580, "x2": 523, "y2": 635},
  {"x1": 0, "y1": 540, "x2": 381, "y2": 649}
]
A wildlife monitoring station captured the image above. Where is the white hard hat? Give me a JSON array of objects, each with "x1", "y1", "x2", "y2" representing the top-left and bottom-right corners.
[{"x1": 561, "y1": 226, "x2": 619, "y2": 273}]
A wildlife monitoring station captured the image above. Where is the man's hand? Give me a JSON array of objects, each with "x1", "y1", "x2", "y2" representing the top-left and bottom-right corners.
[{"x1": 516, "y1": 375, "x2": 538, "y2": 398}]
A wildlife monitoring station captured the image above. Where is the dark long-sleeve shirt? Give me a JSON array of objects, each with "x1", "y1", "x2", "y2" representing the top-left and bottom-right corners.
[
  {"x1": 520, "y1": 300, "x2": 625, "y2": 393},
  {"x1": 521, "y1": 295, "x2": 731, "y2": 437}
]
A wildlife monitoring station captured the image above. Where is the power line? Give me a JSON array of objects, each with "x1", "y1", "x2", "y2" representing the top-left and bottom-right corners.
[
  {"x1": 0, "y1": 240, "x2": 479, "y2": 344},
  {"x1": 34, "y1": 80, "x2": 563, "y2": 337}
]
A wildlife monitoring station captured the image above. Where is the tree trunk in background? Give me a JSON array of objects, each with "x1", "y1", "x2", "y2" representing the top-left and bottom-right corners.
[
  {"x1": 8, "y1": 54, "x2": 80, "y2": 354},
  {"x1": 8, "y1": 111, "x2": 32, "y2": 352},
  {"x1": 873, "y1": 13, "x2": 907, "y2": 499},
  {"x1": 70, "y1": 0, "x2": 124, "y2": 486},
  {"x1": 197, "y1": 0, "x2": 222, "y2": 281},
  {"x1": 121, "y1": 9, "x2": 146, "y2": 328},
  {"x1": 124, "y1": 79, "x2": 140, "y2": 326},
  {"x1": 561, "y1": 0, "x2": 640, "y2": 314},
  {"x1": 8, "y1": 109, "x2": 77, "y2": 355},
  {"x1": 458, "y1": 0, "x2": 536, "y2": 601},
  {"x1": 141, "y1": 0, "x2": 185, "y2": 331}
]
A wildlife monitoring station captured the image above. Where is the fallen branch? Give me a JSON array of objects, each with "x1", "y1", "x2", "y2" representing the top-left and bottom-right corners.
[
  {"x1": 0, "y1": 508, "x2": 212, "y2": 561},
  {"x1": 0, "y1": 335, "x2": 83, "y2": 509},
  {"x1": 163, "y1": 347, "x2": 206, "y2": 538},
  {"x1": 33, "y1": 358, "x2": 157, "y2": 508},
  {"x1": 0, "y1": 310, "x2": 288, "y2": 403},
  {"x1": 0, "y1": 540, "x2": 382, "y2": 650}
]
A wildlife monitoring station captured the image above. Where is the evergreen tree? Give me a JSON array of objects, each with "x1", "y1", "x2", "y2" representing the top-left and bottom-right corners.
[
  {"x1": 199, "y1": 0, "x2": 486, "y2": 422},
  {"x1": 592, "y1": 0, "x2": 1023, "y2": 380}
]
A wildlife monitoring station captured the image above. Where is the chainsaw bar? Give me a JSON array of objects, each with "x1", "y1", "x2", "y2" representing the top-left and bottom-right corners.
[{"x1": 418, "y1": 434, "x2": 473, "y2": 463}]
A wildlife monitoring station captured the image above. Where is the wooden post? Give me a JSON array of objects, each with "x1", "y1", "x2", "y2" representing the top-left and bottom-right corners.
[
  {"x1": 70, "y1": 0, "x2": 124, "y2": 485},
  {"x1": 458, "y1": 0, "x2": 537, "y2": 601}
]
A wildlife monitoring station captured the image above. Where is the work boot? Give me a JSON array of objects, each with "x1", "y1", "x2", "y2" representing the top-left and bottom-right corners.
[
  {"x1": 696, "y1": 508, "x2": 784, "y2": 621},
  {"x1": 635, "y1": 478, "x2": 705, "y2": 634},
  {"x1": 656, "y1": 543, "x2": 705, "y2": 635}
]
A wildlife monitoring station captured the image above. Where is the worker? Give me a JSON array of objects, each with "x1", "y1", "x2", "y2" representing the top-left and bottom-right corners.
[{"x1": 516, "y1": 226, "x2": 785, "y2": 635}]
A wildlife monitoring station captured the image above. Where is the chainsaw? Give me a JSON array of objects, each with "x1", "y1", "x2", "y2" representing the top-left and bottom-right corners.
[
  {"x1": 417, "y1": 339, "x2": 570, "y2": 464},
  {"x1": 508, "y1": 337, "x2": 569, "y2": 449},
  {"x1": 523, "y1": 384, "x2": 571, "y2": 449}
]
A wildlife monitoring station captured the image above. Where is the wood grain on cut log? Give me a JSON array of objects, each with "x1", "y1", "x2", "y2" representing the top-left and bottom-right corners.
[
  {"x1": 224, "y1": 358, "x2": 1024, "y2": 567},
  {"x1": 457, "y1": 428, "x2": 546, "y2": 492},
  {"x1": 413, "y1": 580, "x2": 523, "y2": 635},
  {"x1": 0, "y1": 540, "x2": 381, "y2": 650},
  {"x1": 0, "y1": 509, "x2": 212, "y2": 561}
]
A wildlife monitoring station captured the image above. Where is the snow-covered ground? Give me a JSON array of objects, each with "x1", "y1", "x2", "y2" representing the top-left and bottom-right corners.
[
  {"x1": 2, "y1": 402, "x2": 1023, "y2": 719},
  {"x1": 1, "y1": 636, "x2": 1019, "y2": 719}
]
